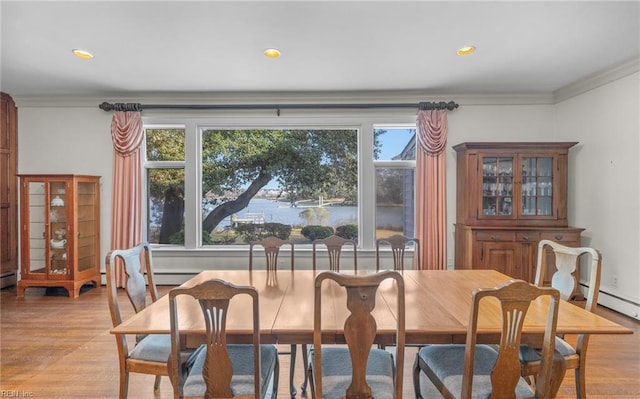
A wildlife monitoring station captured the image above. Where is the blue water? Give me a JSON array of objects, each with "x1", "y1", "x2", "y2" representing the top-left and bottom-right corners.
[
  {"x1": 219, "y1": 198, "x2": 356, "y2": 229},
  {"x1": 217, "y1": 198, "x2": 401, "y2": 230}
]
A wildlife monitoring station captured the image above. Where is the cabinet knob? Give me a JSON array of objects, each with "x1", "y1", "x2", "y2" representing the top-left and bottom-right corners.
[
  {"x1": 491, "y1": 235, "x2": 498, "y2": 240},
  {"x1": 555, "y1": 234, "x2": 563, "y2": 241},
  {"x1": 522, "y1": 235, "x2": 529, "y2": 241}
]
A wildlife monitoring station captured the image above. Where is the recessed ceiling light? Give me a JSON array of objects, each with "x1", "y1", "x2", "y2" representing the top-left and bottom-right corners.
[
  {"x1": 72, "y1": 49, "x2": 94, "y2": 60},
  {"x1": 264, "y1": 48, "x2": 281, "y2": 58},
  {"x1": 457, "y1": 45, "x2": 476, "y2": 56}
]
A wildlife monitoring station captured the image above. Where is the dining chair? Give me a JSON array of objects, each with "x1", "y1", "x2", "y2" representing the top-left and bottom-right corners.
[
  {"x1": 375, "y1": 234, "x2": 421, "y2": 271},
  {"x1": 520, "y1": 239, "x2": 602, "y2": 399},
  {"x1": 249, "y1": 236, "x2": 299, "y2": 398},
  {"x1": 413, "y1": 279, "x2": 561, "y2": 399},
  {"x1": 308, "y1": 270, "x2": 405, "y2": 399},
  {"x1": 375, "y1": 234, "x2": 421, "y2": 351},
  {"x1": 249, "y1": 236, "x2": 294, "y2": 272},
  {"x1": 168, "y1": 278, "x2": 280, "y2": 399},
  {"x1": 105, "y1": 241, "x2": 170, "y2": 399},
  {"x1": 312, "y1": 234, "x2": 357, "y2": 271},
  {"x1": 307, "y1": 235, "x2": 358, "y2": 394}
]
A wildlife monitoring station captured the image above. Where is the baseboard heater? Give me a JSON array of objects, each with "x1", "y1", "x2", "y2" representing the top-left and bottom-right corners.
[
  {"x1": 580, "y1": 282, "x2": 640, "y2": 321},
  {"x1": 0, "y1": 272, "x2": 17, "y2": 289}
]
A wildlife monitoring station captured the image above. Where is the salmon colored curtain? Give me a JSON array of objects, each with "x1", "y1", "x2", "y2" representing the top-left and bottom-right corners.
[
  {"x1": 416, "y1": 109, "x2": 448, "y2": 270},
  {"x1": 110, "y1": 111, "x2": 143, "y2": 287}
]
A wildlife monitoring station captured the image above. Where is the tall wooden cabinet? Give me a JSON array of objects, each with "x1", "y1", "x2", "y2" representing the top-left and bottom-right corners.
[
  {"x1": 453, "y1": 142, "x2": 584, "y2": 293},
  {"x1": 17, "y1": 175, "x2": 101, "y2": 298},
  {"x1": 1, "y1": 93, "x2": 18, "y2": 288}
]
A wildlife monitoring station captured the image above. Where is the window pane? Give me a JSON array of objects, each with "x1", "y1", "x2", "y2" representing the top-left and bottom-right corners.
[
  {"x1": 373, "y1": 127, "x2": 416, "y2": 160},
  {"x1": 376, "y1": 167, "x2": 414, "y2": 239},
  {"x1": 146, "y1": 128, "x2": 185, "y2": 161},
  {"x1": 147, "y1": 168, "x2": 185, "y2": 244},
  {"x1": 201, "y1": 129, "x2": 358, "y2": 245}
]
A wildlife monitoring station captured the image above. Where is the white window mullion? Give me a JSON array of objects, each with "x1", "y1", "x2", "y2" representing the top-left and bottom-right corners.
[
  {"x1": 359, "y1": 121, "x2": 376, "y2": 250},
  {"x1": 183, "y1": 121, "x2": 199, "y2": 249}
]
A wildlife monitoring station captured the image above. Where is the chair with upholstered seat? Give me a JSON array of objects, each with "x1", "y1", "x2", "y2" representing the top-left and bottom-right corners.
[
  {"x1": 312, "y1": 234, "x2": 357, "y2": 271},
  {"x1": 168, "y1": 278, "x2": 279, "y2": 399},
  {"x1": 249, "y1": 236, "x2": 299, "y2": 398},
  {"x1": 306, "y1": 235, "x2": 358, "y2": 394},
  {"x1": 376, "y1": 234, "x2": 421, "y2": 271},
  {"x1": 413, "y1": 279, "x2": 561, "y2": 399},
  {"x1": 519, "y1": 239, "x2": 602, "y2": 399},
  {"x1": 105, "y1": 241, "x2": 170, "y2": 399},
  {"x1": 308, "y1": 270, "x2": 405, "y2": 399}
]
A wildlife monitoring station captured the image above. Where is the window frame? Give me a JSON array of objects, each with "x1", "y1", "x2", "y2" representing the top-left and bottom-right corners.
[
  {"x1": 373, "y1": 124, "x2": 418, "y2": 239},
  {"x1": 142, "y1": 115, "x2": 417, "y2": 251},
  {"x1": 143, "y1": 124, "x2": 187, "y2": 246}
]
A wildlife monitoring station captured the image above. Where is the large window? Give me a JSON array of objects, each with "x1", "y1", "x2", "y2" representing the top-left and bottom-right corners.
[
  {"x1": 200, "y1": 128, "x2": 358, "y2": 246},
  {"x1": 143, "y1": 118, "x2": 416, "y2": 249}
]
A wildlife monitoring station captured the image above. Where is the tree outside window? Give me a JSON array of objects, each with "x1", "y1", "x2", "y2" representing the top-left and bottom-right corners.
[{"x1": 200, "y1": 129, "x2": 358, "y2": 245}]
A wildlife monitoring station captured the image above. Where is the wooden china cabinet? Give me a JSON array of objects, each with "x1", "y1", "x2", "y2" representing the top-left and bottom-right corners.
[
  {"x1": 453, "y1": 142, "x2": 584, "y2": 295},
  {"x1": 17, "y1": 174, "x2": 100, "y2": 298}
]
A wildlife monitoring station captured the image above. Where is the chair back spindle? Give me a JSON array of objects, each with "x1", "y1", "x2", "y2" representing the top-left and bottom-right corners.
[
  {"x1": 312, "y1": 235, "x2": 357, "y2": 271},
  {"x1": 376, "y1": 234, "x2": 421, "y2": 271}
]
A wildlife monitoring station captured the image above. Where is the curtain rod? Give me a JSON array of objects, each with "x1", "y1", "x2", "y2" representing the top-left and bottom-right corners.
[{"x1": 98, "y1": 100, "x2": 458, "y2": 115}]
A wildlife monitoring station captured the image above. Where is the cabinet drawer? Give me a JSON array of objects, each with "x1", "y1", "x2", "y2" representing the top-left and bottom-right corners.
[
  {"x1": 476, "y1": 231, "x2": 515, "y2": 242},
  {"x1": 540, "y1": 231, "x2": 580, "y2": 244},
  {"x1": 516, "y1": 232, "x2": 539, "y2": 242}
]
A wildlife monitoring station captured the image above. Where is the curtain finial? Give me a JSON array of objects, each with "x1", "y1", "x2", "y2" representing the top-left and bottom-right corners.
[
  {"x1": 418, "y1": 101, "x2": 458, "y2": 111},
  {"x1": 100, "y1": 102, "x2": 143, "y2": 112}
]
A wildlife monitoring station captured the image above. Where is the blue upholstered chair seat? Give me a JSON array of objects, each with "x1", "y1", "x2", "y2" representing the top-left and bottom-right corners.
[
  {"x1": 519, "y1": 336, "x2": 577, "y2": 363},
  {"x1": 311, "y1": 347, "x2": 395, "y2": 399},
  {"x1": 130, "y1": 334, "x2": 172, "y2": 362},
  {"x1": 417, "y1": 344, "x2": 535, "y2": 399},
  {"x1": 183, "y1": 344, "x2": 278, "y2": 398}
]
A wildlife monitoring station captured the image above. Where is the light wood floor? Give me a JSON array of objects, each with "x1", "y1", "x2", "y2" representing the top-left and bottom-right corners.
[{"x1": 1, "y1": 284, "x2": 638, "y2": 398}]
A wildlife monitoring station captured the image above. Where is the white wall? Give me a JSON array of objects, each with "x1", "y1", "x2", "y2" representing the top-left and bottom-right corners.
[
  {"x1": 554, "y1": 72, "x2": 640, "y2": 319},
  {"x1": 14, "y1": 80, "x2": 639, "y2": 318}
]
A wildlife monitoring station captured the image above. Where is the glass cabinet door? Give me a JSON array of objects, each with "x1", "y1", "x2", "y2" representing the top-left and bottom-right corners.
[
  {"x1": 521, "y1": 157, "x2": 553, "y2": 216},
  {"x1": 76, "y1": 181, "x2": 97, "y2": 272},
  {"x1": 48, "y1": 181, "x2": 69, "y2": 276},
  {"x1": 481, "y1": 156, "x2": 514, "y2": 216},
  {"x1": 27, "y1": 182, "x2": 46, "y2": 275}
]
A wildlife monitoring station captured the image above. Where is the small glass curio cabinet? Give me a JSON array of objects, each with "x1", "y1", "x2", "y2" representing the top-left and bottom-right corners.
[{"x1": 17, "y1": 174, "x2": 100, "y2": 298}]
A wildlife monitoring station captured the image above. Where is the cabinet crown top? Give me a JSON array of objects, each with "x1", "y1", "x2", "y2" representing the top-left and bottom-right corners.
[{"x1": 453, "y1": 142, "x2": 578, "y2": 151}]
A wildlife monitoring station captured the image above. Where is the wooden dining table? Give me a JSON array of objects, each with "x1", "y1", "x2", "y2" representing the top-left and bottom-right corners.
[{"x1": 111, "y1": 269, "x2": 632, "y2": 347}]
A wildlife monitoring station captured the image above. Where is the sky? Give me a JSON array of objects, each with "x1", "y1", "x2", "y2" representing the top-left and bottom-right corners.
[{"x1": 376, "y1": 128, "x2": 415, "y2": 160}]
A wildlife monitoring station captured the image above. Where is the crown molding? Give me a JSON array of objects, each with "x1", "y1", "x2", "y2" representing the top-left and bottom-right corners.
[
  {"x1": 12, "y1": 90, "x2": 554, "y2": 109},
  {"x1": 554, "y1": 56, "x2": 640, "y2": 103},
  {"x1": 10, "y1": 58, "x2": 638, "y2": 109}
]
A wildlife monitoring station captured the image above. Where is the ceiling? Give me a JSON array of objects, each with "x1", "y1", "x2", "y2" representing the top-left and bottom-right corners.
[{"x1": 1, "y1": 1, "x2": 639, "y2": 98}]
